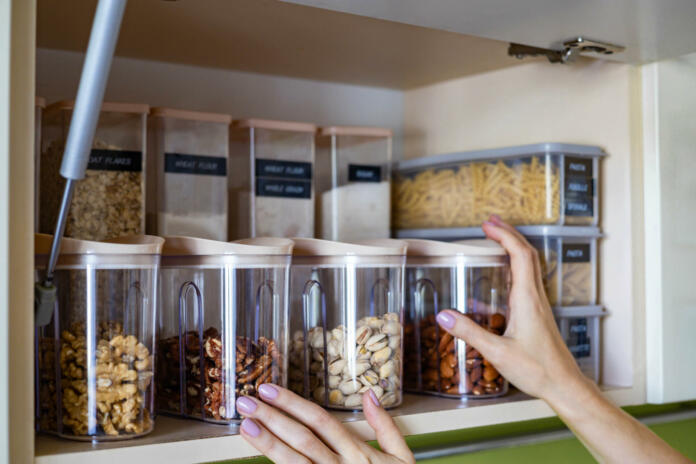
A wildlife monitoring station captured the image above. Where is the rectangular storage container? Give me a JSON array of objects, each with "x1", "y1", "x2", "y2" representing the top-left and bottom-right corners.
[
  {"x1": 316, "y1": 126, "x2": 392, "y2": 241},
  {"x1": 403, "y1": 239, "x2": 510, "y2": 398},
  {"x1": 392, "y1": 143, "x2": 605, "y2": 230},
  {"x1": 554, "y1": 306, "x2": 604, "y2": 382},
  {"x1": 40, "y1": 101, "x2": 149, "y2": 241},
  {"x1": 288, "y1": 239, "x2": 406, "y2": 411},
  {"x1": 157, "y1": 237, "x2": 293, "y2": 423},
  {"x1": 34, "y1": 234, "x2": 164, "y2": 441},
  {"x1": 35, "y1": 96, "x2": 46, "y2": 232},
  {"x1": 229, "y1": 119, "x2": 316, "y2": 239},
  {"x1": 148, "y1": 108, "x2": 231, "y2": 241}
]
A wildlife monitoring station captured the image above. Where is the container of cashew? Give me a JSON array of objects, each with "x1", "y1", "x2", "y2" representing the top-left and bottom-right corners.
[
  {"x1": 157, "y1": 236, "x2": 293, "y2": 424},
  {"x1": 34, "y1": 234, "x2": 164, "y2": 441},
  {"x1": 288, "y1": 238, "x2": 407, "y2": 411}
]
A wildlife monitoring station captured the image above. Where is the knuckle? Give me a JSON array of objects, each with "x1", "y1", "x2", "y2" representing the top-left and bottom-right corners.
[{"x1": 295, "y1": 429, "x2": 318, "y2": 451}]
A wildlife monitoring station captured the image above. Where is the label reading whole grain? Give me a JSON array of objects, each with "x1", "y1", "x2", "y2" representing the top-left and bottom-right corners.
[
  {"x1": 164, "y1": 153, "x2": 227, "y2": 176},
  {"x1": 256, "y1": 178, "x2": 311, "y2": 199},
  {"x1": 87, "y1": 149, "x2": 142, "y2": 172},
  {"x1": 562, "y1": 243, "x2": 591, "y2": 263},
  {"x1": 564, "y1": 156, "x2": 594, "y2": 217},
  {"x1": 568, "y1": 317, "x2": 591, "y2": 358},
  {"x1": 348, "y1": 164, "x2": 382, "y2": 183}
]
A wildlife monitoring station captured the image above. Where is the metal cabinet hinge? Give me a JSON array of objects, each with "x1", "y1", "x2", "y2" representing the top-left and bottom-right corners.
[{"x1": 508, "y1": 37, "x2": 625, "y2": 64}]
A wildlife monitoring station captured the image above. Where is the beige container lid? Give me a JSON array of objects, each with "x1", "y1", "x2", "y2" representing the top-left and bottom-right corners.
[
  {"x1": 405, "y1": 239, "x2": 505, "y2": 257},
  {"x1": 233, "y1": 118, "x2": 317, "y2": 133},
  {"x1": 163, "y1": 236, "x2": 293, "y2": 256},
  {"x1": 35, "y1": 233, "x2": 164, "y2": 255},
  {"x1": 150, "y1": 107, "x2": 232, "y2": 124},
  {"x1": 292, "y1": 238, "x2": 406, "y2": 257},
  {"x1": 46, "y1": 100, "x2": 150, "y2": 115},
  {"x1": 317, "y1": 125, "x2": 392, "y2": 138},
  {"x1": 35, "y1": 96, "x2": 46, "y2": 108}
]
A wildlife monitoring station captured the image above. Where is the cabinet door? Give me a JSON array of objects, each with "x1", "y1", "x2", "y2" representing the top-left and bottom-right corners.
[{"x1": 642, "y1": 52, "x2": 696, "y2": 403}]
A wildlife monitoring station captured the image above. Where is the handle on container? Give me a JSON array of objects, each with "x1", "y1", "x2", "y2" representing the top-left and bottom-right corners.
[
  {"x1": 301, "y1": 280, "x2": 328, "y2": 406},
  {"x1": 124, "y1": 280, "x2": 143, "y2": 336},
  {"x1": 177, "y1": 281, "x2": 203, "y2": 417},
  {"x1": 369, "y1": 277, "x2": 393, "y2": 317},
  {"x1": 414, "y1": 278, "x2": 438, "y2": 392},
  {"x1": 254, "y1": 280, "x2": 278, "y2": 343}
]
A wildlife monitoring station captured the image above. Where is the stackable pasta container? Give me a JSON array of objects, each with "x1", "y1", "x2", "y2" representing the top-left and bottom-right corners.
[
  {"x1": 316, "y1": 126, "x2": 392, "y2": 241},
  {"x1": 229, "y1": 119, "x2": 317, "y2": 239},
  {"x1": 35, "y1": 96, "x2": 46, "y2": 232},
  {"x1": 403, "y1": 239, "x2": 510, "y2": 398},
  {"x1": 392, "y1": 143, "x2": 605, "y2": 230},
  {"x1": 148, "y1": 108, "x2": 231, "y2": 241},
  {"x1": 554, "y1": 306, "x2": 604, "y2": 382},
  {"x1": 157, "y1": 237, "x2": 293, "y2": 423},
  {"x1": 288, "y1": 239, "x2": 406, "y2": 410},
  {"x1": 40, "y1": 101, "x2": 149, "y2": 241},
  {"x1": 34, "y1": 234, "x2": 164, "y2": 441}
]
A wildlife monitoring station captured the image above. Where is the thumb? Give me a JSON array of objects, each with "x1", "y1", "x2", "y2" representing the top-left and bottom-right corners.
[
  {"x1": 436, "y1": 310, "x2": 505, "y2": 365},
  {"x1": 362, "y1": 390, "x2": 413, "y2": 463}
]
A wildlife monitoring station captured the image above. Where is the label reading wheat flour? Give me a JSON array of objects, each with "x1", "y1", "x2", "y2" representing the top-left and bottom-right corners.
[
  {"x1": 87, "y1": 149, "x2": 142, "y2": 172},
  {"x1": 164, "y1": 153, "x2": 227, "y2": 176}
]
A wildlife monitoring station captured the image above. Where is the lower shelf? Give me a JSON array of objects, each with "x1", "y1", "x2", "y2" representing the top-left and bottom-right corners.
[{"x1": 35, "y1": 387, "x2": 641, "y2": 464}]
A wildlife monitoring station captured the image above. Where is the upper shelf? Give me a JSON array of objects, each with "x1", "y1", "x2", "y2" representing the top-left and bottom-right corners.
[{"x1": 36, "y1": 0, "x2": 539, "y2": 90}]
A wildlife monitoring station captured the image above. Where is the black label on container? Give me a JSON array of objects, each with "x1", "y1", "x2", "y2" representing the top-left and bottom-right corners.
[
  {"x1": 256, "y1": 159, "x2": 312, "y2": 180},
  {"x1": 87, "y1": 149, "x2": 142, "y2": 172},
  {"x1": 564, "y1": 156, "x2": 594, "y2": 217},
  {"x1": 164, "y1": 153, "x2": 227, "y2": 176},
  {"x1": 348, "y1": 164, "x2": 382, "y2": 183},
  {"x1": 256, "y1": 178, "x2": 311, "y2": 199},
  {"x1": 562, "y1": 243, "x2": 591, "y2": 263},
  {"x1": 568, "y1": 317, "x2": 591, "y2": 358}
]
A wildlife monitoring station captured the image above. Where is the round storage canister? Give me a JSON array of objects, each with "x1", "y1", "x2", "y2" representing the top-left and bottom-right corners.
[
  {"x1": 34, "y1": 233, "x2": 164, "y2": 441},
  {"x1": 287, "y1": 238, "x2": 406, "y2": 411},
  {"x1": 157, "y1": 237, "x2": 293, "y2": 424},
  {"x1": 403, "y1": 239, "x2": 510, "y2": 398}
]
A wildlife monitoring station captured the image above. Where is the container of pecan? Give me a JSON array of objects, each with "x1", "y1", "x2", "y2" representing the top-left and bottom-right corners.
[
  {"x1": 157, "y1": 236, "x2": 293, "y2": 424},
  {"x1": 403, "y1": 239, "x2": 510, "y2": 398},
  {"x1": 34, "y1": 233, "x2": 164, "y2": 441},
  {"x1": 288, "y1": 238, "x2": 406, "y2": 411}
]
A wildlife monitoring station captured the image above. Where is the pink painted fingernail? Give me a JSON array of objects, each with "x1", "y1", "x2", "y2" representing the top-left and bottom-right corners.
[
  {"x1": 482, "y1": 221, "x2": 496, "y2": 228},
  {"x1": 436, "y1": 312, "x2": 456, "y2": 329},
  {"x1": 258, "y1": 384, "x2": 279, "y2": 400},
  {"x1": 236, "y1": 396, "x2": 257, "y2": 415},
  {"x1": 241, "y1": 418, "x2": 261, "y2": 437},
  {"x1": 367, "y1": 389, "x2": 380, "y2": 407}
]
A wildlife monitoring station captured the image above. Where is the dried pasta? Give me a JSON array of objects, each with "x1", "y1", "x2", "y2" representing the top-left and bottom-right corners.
[
  {"x1": 392, "y1": 156, "x2": 560, "y2": 229},
  {"x1": 538, "y1": 248, "x2": 593, "y2": 306}
]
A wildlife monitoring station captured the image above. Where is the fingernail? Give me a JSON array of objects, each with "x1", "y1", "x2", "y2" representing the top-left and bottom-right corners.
[
  {"x1": 236, "y1": 396, "x2": 258, "y2": 415},
  {"x1": 367, "y1": 389, "x2": 380, "y2": 407},
  {"x1": 482, "y1": 221, "x2": 496, "y2": 228},
  {"x1": 436, "y1": 312, "x2": 456, "y2": 329},
  {"x1": 258, "y1": 384, "x2": 279, "y2": 400},
  {"x1": 490, "y1": 214, "x2": 503, "y2": 224},
  {"x1": 241, "y1": 418, "x2": 261, "y2": 437}
]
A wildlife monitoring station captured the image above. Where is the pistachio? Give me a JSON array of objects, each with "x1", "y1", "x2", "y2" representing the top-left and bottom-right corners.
[
  {"x1": 328, "y1": 375, "x2": 341, "y2": 388},
  {"x1": 381, "y1": 321, "x2": 401, "y2": 336},
  {"x1": 344, "y1": 394, "x2": 363, "y2": 408},
  {"x1": 379, "y1": 359, "x2": 395, "y2": 379},
  {"x1": 365, "y1": 334, "x2": 388, "y2": 351},
  {"x1": 329, "y1": 389, "x2": 345, "y2": 405},
  {"x1": 339, "y1": 379, "x2": 361, "y2": 395},
  {"x1": 355, "y1": 326, "x2": 372, "y2": 345},
  {"x1": 328, "y1": 359, "x2": 346, "y2": 376},
  {"x1": 371, "y1": 347, "x2": 392, "y2": 366}
]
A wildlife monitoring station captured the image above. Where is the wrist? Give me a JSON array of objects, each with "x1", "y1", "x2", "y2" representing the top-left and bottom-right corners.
[{"x1": 543, "y1": 373, "x2": 602, "y2": 419}]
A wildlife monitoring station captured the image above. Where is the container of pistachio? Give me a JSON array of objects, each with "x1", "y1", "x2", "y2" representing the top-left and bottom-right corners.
[
  {"x1": 288, "y1": 238, "x2": 406, "y2": 411},
  {"x1": 34, "y1": 233, "x2": 164, "y2": 441}
]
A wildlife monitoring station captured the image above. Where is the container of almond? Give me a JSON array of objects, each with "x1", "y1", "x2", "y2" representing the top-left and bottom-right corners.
[
  {"x1": 402, "y1": 239, "x2": 510, "y2": 398},
  {"x1": 288, "y1": 238, "x2": 406, "y2": 411},
  {"x1": 34, "y1": 233, "x2": 164, "y2": 441},
  {"x1": 157, "y1": 236, "x2": 293, "y2": 424}
]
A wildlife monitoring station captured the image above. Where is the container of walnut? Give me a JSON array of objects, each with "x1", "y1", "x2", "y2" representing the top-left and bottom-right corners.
[
  {"x1": 157, "y1": 236, "x2": 293, "y2": 424},
  {"x1": 34, "y1": 233, "x2": 164, "y2": 441}
]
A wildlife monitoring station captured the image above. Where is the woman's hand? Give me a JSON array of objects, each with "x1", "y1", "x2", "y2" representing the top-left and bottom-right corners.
[{"x1": 237, "y1": 384, "x2": 415, "y2": 464}]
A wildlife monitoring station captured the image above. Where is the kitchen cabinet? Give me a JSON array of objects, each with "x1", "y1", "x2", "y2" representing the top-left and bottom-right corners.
[{"x1": 1, "y1": 0, "x2": 695, "y2": 462}]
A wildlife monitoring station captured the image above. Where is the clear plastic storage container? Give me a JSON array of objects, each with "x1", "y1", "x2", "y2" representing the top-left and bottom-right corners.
[
  {"x1": 35, "y1": 96, "x2": 46, "y2": 232},
  {"x1": 40, "y1": 101, "x2": 149, "y2": 241},
  {"x1": 316, "y1": 126, "x2": 392, "y2": 241},
  {"x1": 393, "y1": 143, "x2": 605, "y2": 230},
  {"x1": 403, "y1": 239, "x2": 510, "y2": 398},
  {"x1": 554, "y1": 306, "x2": 604, "y2": 382},
  {"x1": 157, "y1": 236, "x2": 293, "y2": 423},
  {"x1": 229, "y1": 119, "x2": 316, "y2": 239},
  {"x1": 288, "y1": 239, "x2": 406, "y2": 410},
  {"x1": 148, "y1": 108, "x2": 231, "y2": 241},
  {"x1": 34, "y1": 234, "x2": 164, "y2": 441}
]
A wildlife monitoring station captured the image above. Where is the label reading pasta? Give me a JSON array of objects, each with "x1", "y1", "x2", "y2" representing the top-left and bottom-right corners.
[
  {"x1": 87, "y1": 149, "x2": 142, "y2": 172},
  {"x1": 564, "y1": 157, "x2": 594, "y2": 217},
  {"x1": 567, "y1": 317, "x2": 591, "y2": 358},
  {"x1": 562, "y1": 244, "x2": 591, "y2": 263},
  {"x1": 348, "y1": 164, "x2": 382, "y2": 183}
]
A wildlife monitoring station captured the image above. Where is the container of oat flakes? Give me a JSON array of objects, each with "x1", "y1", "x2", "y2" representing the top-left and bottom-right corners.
[
  {"x1": 39, "y1": 101, "x2": 149, "y2": 241},
  {"x1": 157, "y1": 236, "x2": 293, "y2": 424},
  {"x1": 229, "y1": 119, "x2": 316, "y2": 239},
  {"x1": 34, "y1": 233, "x2": 163, "y2": 441},
  {"x1": 288, "y1": 238, "x2": 406, "y2": 411}
]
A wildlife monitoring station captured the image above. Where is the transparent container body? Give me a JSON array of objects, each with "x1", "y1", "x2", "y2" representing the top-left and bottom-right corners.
[
  {"x1": 148, "y1": 109, "x2": 231, "y2": 241},
  {"x1": 39, "y1": 101, "x2": 148, "y2": 241},
  {"x1": 392, "y1": 143, "x2": 604, "y2": 230},
  {"x1": 34, "y1": 235, "x2": 163, "y2": 441},
  {"x1": 403, "y1": 253, "x2": 510, "y2": 398},
  {"x1": 316, "y1": 128, "x2": 392, "y2": 241},
  {"x1": 288, "y1": 242, "x2": 405, "y2": 411},
  {"x1": 156, "y1": 238, "x2": 292, "y2": 424},
  {"x1": 229, "y1": 120, "x2": 316, "y2": 239},
  {"x1": 35, "y1": 97, "x2": 45, "y2": 232},
  {"x1": 554, "y1": 306, "x2": 604, "y2": 382}
]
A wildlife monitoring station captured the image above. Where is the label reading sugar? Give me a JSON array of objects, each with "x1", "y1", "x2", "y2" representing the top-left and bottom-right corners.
[
  {"x1": 256, "y1": 178, "x2": 311, "y2": 199},
  {"x1": 87, "y1": 149, "x2": 142, "y2": 172},
  {"x1": 562, "y1": 243, "x2": 591, "y2": 263},
  {"x1": 568, "y1": 317, "x2": 591, "y2": 358},
  {"x1": 164, "y1": 153, "x2": 227, "y2": 176},
  {"x1": 256, "y1": 159, "x2": 312, "y2": 180},
  {"x1": 348, "y1": 164, "x2": 382, "y2": 183},
  {"x1": 564, "y1": 156, "x2": 594, "y2": 217}
]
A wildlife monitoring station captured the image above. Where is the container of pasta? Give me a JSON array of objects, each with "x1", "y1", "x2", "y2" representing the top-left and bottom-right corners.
[
  {"x1": 554, "y1": 306, "x2": 604, "y2": 382},
  {"x1": 392, "y1": 143, "x2": 605, "y2": 229}
]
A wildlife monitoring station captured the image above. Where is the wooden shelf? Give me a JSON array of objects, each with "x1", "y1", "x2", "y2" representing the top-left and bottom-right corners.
[{"x1": 35, "y1": 387, "x2": 640, "y2": 463}]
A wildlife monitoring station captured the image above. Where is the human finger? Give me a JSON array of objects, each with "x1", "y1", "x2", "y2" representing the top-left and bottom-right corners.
[
  {"x1": 435, "y1": 310, "x2": 508, "y2": 365},
  {"x1": 362, "y1": 390, "x2": 414, "y2": 463},
  {"x1": 239, "y1": 418, "x2": 312, "y2": 464}
]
